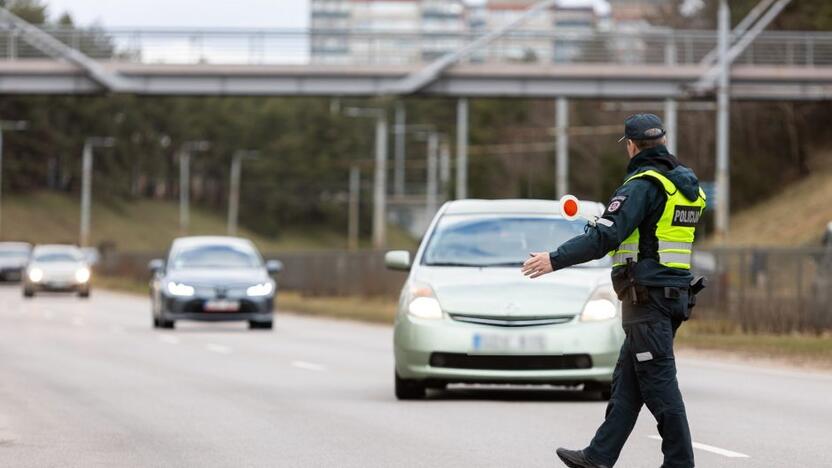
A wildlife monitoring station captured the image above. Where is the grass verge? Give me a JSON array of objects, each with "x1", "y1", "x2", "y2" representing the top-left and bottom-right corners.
[
  {"x1": 4, "y1": 191, "x2": 417, "y2": 252},
  {"x1": 94, "y1": 275, "x2": 148, "y2": 296},
  {"x1": 676, "y1": 322, "x2": 832, "y2": 369},
  {"x1": 279, "y1": 292, "x2": 396, "y2": 324}
]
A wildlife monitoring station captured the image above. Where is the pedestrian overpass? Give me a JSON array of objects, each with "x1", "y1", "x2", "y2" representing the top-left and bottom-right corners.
[
  {"x1": 0, "y1": 27, "x2": 830, "y2": 100},
  {"x1": 2, "y1": 59, "x2": 830, "y2": 100}
]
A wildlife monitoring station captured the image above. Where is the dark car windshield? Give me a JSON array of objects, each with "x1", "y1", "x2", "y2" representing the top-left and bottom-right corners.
[
  {"x1": 170, "y1": 244, "x2": 261, "y2": 269},
  {"x1": 34, "y1": 251, "x2": 81, "y2": 262},
  {"x1": 422, "y1": 214, "x2": 611, "y2": 268}
]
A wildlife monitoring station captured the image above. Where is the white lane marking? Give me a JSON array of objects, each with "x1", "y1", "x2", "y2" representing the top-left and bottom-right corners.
[
  {"x1": 648, "y1": 436, "x2": 750, "y2": 458},
  {"x1": 291, "y1": 361, "x2": 327, "y2": 372},
  {"x1": 158, "y1": 335, "x2": 180, "y2": 345},
  {"x1": 43, "y1": 310, "x2": 54, "y2": 320},
  {"x1": 206, "y1": 344, "x2": 232, "y2": 354},
  {"x1": 72, "y1": 317, "x2": 85, "y2": 327}
]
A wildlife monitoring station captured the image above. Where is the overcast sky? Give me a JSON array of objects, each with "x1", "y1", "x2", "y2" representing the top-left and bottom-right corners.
[
  {"x1": 45, "y1": 0, "x2": 610, "y2": 28},
  {"x1": 45, "y1": 0, "x2": 312, "y2": 28}
]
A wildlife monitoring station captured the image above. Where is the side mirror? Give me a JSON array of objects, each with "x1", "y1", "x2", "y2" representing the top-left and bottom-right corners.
[
  {"x1": 266, "y1": 259, "x2": 283, "y2": 275},
  {"x1": 148, "y1": 259, "x2": 164, "y2": 273},
  {"x1": 385, "y1": 250, "x2": 411, "y2": 271}
]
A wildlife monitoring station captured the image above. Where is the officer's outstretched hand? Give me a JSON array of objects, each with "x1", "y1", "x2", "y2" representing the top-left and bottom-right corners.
[{"x1": 521, "y1": 252, "x2": 554, "y2": 279}]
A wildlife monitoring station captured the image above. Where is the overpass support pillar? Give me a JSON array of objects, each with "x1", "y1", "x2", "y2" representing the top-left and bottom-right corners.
[
  {"x1": 664, "y1": 98, "x2": 678, "y2": 156},
  {"x1": 455, "y1": 98, "x2": 468, "y2": 199},
  {"x1": 555, "y1": 97, "x2": 569, "y2": 199}
]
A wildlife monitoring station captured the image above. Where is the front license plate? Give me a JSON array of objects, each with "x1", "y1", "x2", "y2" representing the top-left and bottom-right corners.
[
  {"x1": 471, "y1": 333, "x2": 547, "y2": 353},
  {"x1": 204, "y1": 300, "x2": 240, "y2": 312}
]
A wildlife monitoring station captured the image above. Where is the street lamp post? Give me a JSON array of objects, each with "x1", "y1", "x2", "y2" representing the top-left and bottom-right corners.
[
  {"x1": 0, "y1": 120, "x2": 27, "y2": 240},
  {"x1": 715, "y1": 0, "x2": 732, "y2": 238},
  {"x1": 178, "y1": 140, "x2": 210, "y2": 235},
  {"x1": 348, "y1": 166, "x2": 360, "y2": 251},
  {"x1": 344, "y1": 107, "x2": 388, "y2": 249},
  {"x1": 405, "y1": 124, "x2": 446, "y2": 225},
  {"x1": 79, "y1": 137, "x2": 115, "y2": 247},
  {"x1": 426, "y1": 132, "x2": 439, "y2": 222},
  {"x1": 227, "y1": 150, "x2": 258, "y2": 236}
]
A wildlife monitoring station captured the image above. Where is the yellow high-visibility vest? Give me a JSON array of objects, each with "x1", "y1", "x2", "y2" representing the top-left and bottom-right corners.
[{"x1": 610, "y1": 170, "x2": 707, "y2": 270}]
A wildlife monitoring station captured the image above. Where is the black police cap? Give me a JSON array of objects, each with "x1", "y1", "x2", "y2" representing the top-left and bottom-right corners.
[{"x1": 618, "y1": 113, "x2": 666, "y2": 142}]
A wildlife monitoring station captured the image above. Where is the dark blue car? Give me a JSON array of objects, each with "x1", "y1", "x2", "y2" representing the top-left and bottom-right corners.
[{"x1": 149, "y1": 236, "x2": 282, "y2": 330}]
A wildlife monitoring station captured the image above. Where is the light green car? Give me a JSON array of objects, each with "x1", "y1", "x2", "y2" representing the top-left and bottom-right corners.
[{"x1": 387, "y1": 199, "x2": 624, "y2": 400}]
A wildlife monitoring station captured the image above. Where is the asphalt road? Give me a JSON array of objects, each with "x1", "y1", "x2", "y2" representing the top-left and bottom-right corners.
[{"x1": 0, "y1": 285, "x2": 829, "y2": 468}]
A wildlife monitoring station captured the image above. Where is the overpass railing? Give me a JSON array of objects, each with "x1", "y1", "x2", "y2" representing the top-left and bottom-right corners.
[{"x1": 0, "y1": 27, "x2": 831, "y2": 67}]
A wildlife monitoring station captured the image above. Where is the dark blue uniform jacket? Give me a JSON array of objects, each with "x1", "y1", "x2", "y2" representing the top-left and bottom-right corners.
[{"x1": 549, "y1": 145, "x2": 702, "y2": 288}]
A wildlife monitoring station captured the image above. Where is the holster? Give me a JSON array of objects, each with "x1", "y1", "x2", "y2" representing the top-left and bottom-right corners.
[
  {"x1": 611, "y1": 259, "x2": 649, "y2": 305},
  {"x1": 687, "y1": 276, "x2": 707, "y2": 310}
]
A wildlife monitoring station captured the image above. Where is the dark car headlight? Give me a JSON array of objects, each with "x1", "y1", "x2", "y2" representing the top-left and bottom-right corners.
[
  {"x1": 246, "y1": 282, "x2": 274, "y2": 297},
  {"x1": 167, "y1": 282, "x2": 195, "y2": 297}
]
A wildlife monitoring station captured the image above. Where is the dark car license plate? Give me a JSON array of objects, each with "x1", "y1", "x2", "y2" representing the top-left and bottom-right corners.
[{"x1": 204, "y1": 300, "x2": 240, "y2": 312}]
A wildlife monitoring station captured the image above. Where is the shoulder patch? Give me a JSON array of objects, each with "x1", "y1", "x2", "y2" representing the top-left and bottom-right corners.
[{"x1": 606, "y1": 195, "x2": 628, "y2": 214}]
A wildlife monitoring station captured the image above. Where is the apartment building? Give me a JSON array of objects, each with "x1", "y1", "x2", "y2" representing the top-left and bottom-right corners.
[{"x1": 310, "y1": 0, "x2": 467, "y2": 64}]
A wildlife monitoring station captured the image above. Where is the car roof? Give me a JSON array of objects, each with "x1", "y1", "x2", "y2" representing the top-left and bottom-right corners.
[
  {"x1": 442, "y1": 199, "x2": 605, "y2": 217},
  {"x1": 33, "y1": 244, "x2": 81, "y2": 252},
  {"x1": 0, "y1": 242, "x2": 31, "y2": 250},
  {"x1": 171, "y1": 236, "x2": 257, "y2": 249}
]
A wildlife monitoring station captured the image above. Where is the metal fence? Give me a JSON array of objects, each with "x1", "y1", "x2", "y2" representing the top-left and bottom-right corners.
[
  {"x1": 2, "y1": 27, "x2": 832, "y2": 67},
  {"x1": 692, "y1": 248, "x2": 832, "y2": 334},
  {"x1": 96, "y1": 250, "x2": 408, "y2": 298},
  {"x1": 97, "y1": 247, "x2": 832, "y2": 333}
]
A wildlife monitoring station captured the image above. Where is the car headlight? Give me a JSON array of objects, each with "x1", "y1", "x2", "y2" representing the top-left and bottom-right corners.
[
  {"x1": 246, "y1": 282, "x2": 274, "y2": 297},
  {"x1": 166, "y1": 282, "x2": 195, "y2": 297},
  {"x1": 407, "y1": 281, "x2": 443, "y2": 320},
  {"x1": 580, "y1": 287, "x2": 620, "y2": 322},
  {"x1": 28, "y1": 268, "x2": 43, "y2": 283},
  {"x1": 75, "y1": 267, "x2": 91, "y2": 283}
]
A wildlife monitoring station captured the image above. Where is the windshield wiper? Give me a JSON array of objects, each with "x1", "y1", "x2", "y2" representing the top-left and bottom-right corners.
[
  {"x1": 424, "y1": 261, "x2": 488, "y2": 267},
  {"x1": 425, "y1": 261, "x2": 523, "y2": 268},
  {"x1": 477, "y1": 261, "x2": 524, "y2": 267}
]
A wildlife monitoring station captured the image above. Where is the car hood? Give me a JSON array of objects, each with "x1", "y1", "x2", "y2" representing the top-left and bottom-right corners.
[
  {"x1": 412, "y1": 266, "x2": 611, "y2": 318},
  {"x1": 165, "y1": 268, "x2": 269, "y2": 287},
  {"x1": 0, "y1": 258, "x2": 27, "y2": 268},
  {"x1": 29, "y1": 261, "x2": 84, "y2": 275}
]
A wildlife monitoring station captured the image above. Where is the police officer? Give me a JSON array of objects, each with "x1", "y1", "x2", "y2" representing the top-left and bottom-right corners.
[{"x1": 521, "y1": 114, "x2": 706, "y2": 468}]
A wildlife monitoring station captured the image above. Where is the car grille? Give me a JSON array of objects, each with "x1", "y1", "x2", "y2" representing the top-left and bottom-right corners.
[
  {"x1": 449, "y1": 313, "x2": 574, "y2": 327},
  {"x1": 429, "y1": 352, "x2": 592, "y2": 371}
]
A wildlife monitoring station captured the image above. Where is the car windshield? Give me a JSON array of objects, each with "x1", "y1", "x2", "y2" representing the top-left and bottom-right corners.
[
  {"x1": 171, "y1": 244, "x2": 261, "y2": 269},
  {"x1": 34, "y1": 251, "x2": 81, "y2": 262},
  {"x1": 421, "y1": 214, "x2": 611, "y2": 268},
  {"x1": 0, "y1": 249, "x2": 29, "y2": 259}
]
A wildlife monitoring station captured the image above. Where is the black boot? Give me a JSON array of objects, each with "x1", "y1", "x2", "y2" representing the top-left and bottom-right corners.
[{"x1": 556, "y1": 448, "x2": 610, "y2": 468}]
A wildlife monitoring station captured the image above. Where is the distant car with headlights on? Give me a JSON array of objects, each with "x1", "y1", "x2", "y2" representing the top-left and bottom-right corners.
[
  {"x1": 387, "y1": 199, "x2": 624, "y2": 400},
  {"x1": 148, "y1": 236, "x2": 282, "y2": 330},
  {"x1": 23, "y1": 244, "x2": 91, "y2": 298},
  {"x1": 0, "y1": 242, "x2": 31, "y2": 281}
]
